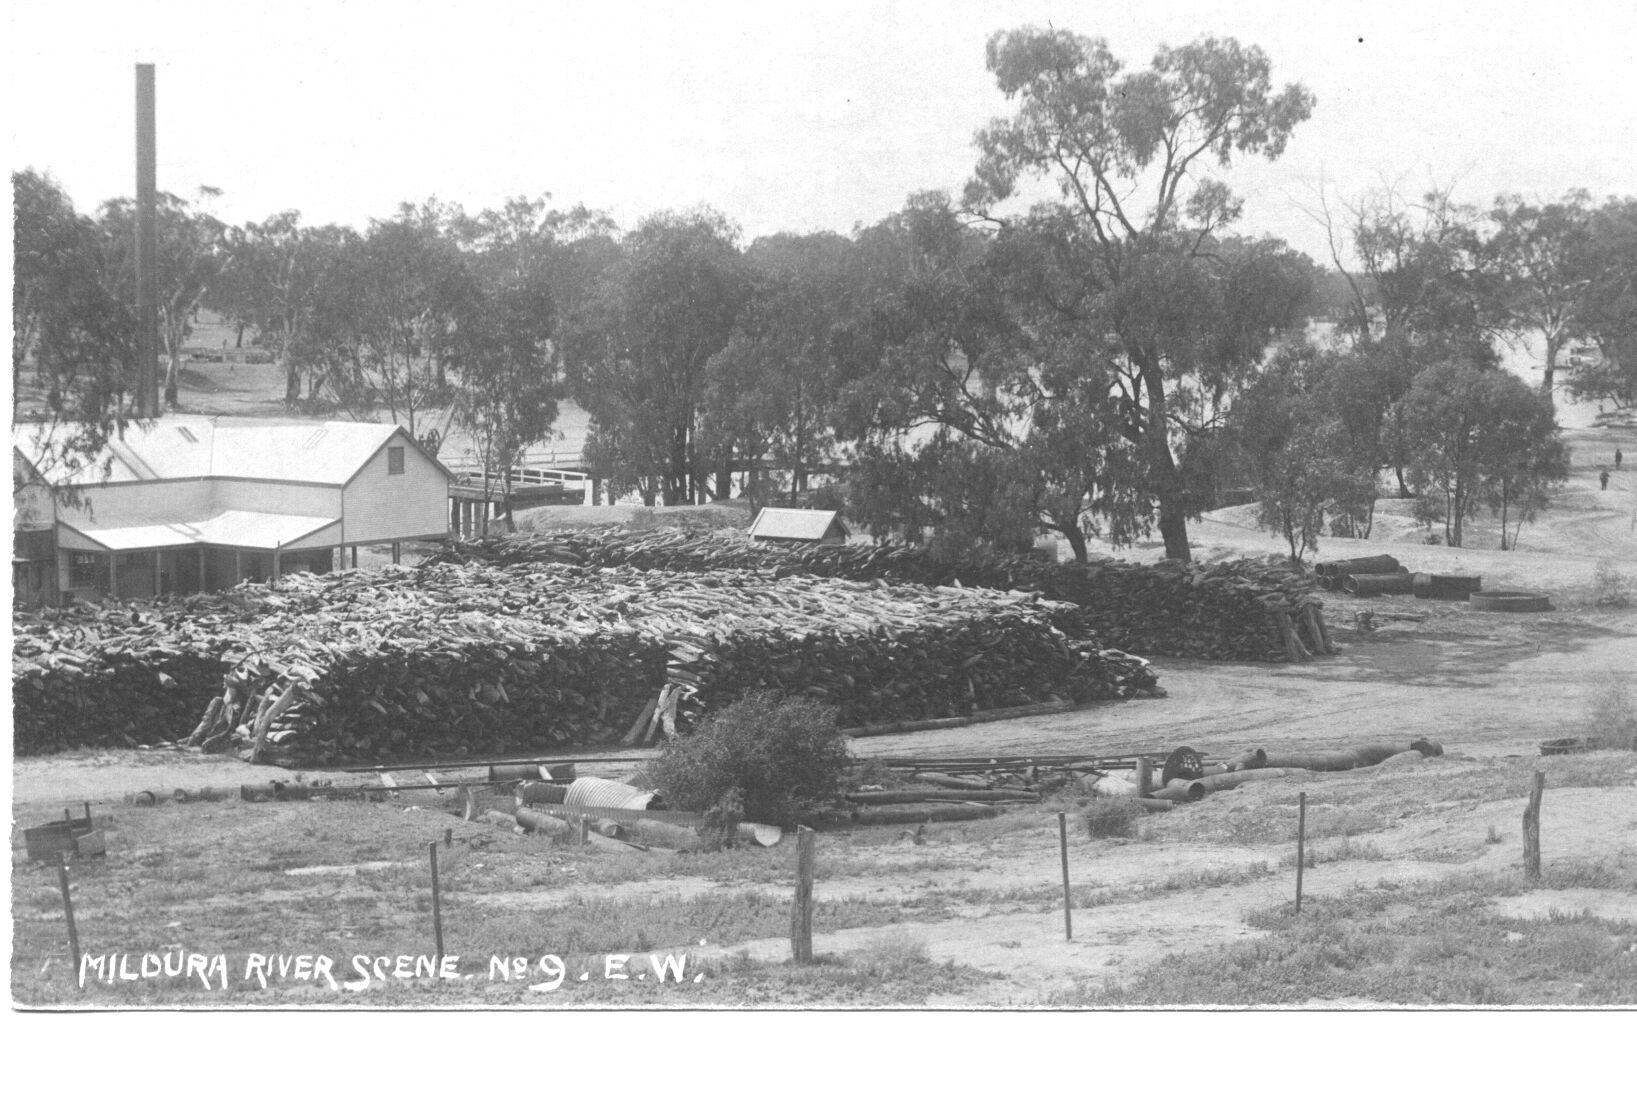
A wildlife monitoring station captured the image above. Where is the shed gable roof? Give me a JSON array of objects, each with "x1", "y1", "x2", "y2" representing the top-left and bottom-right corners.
[
  {"x1": 748, "y1": 508, "x2": 846, "y2": 541},
  {"x1": 13, "y1": 417, "x2": 450, "y2": 487}
]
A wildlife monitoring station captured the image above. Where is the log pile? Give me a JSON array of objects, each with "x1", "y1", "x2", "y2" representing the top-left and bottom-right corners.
[
  {"x1": 13, "y1": 600, "x2": 240, "y2": 754},
  {"x1": 16, "y1": 560, "x2": 1160, "y2": 763},
  {"x1": 434, "y1": 529, "x2": 1330, "y2": 662}
]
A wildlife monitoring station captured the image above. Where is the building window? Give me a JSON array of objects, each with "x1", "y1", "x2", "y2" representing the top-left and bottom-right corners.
[
  {"x1": 388, "y1": 446, "x2": 405, "y2": 475},
  {"x1": 70, "y1": 552, "x2": 104, "y2": 587}
]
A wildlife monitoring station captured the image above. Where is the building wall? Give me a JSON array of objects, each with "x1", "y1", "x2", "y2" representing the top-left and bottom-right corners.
[
  {"x1": 55, "y1": 479, "x2": 214, "y2": 527},
  {"x1": 341, "y1": 436, "x2": 450, "y2": 545},
  {"x1": 212, "y1": 479, "x2": 342, "y2": 518}
]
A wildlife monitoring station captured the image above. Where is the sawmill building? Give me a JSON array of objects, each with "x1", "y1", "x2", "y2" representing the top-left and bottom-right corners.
[{"x1": 12, "y1": 416, "x2": 450, "y2": 605}]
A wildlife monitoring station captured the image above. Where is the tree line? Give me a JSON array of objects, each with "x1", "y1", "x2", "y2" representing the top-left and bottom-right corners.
[{"x1": 13, "y1": 27, "x2": 1637, "y2": 559}]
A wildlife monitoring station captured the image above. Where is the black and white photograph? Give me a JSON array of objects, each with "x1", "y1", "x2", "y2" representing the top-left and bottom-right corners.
[{"x1": 7, "y1": 0, "x2": 1635, "y2": 1047}]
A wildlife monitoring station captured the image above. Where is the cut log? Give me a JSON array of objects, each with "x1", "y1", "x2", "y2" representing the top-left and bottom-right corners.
[
  {"x1": 1275, "y1": 611, "x2": 1313, "y2": 662},
  {"x1": 913, "y1": 772, "x2": 994, "y2": 791}
]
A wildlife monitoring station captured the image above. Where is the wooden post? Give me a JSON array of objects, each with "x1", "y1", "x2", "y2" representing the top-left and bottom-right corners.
[
  {"x1": 790, "y1": 826, "x2": 815, "y2": 964},
  {"x1": 1058, "y1": 811, "x2": 1073, "y2": 940},
  {"x1": 1134, "y1": 756, "x2": 1153, "y2": 798},
  {"x1": 428, "y1": 841, "x2": 444, "y2": 961},
  {"x1": 1295, "y1": 791, "x2": 1307, "y2": 914},
  {"x1": 1523, "y1": 770, "x2": 1545, "y2": 880},
  {"x1": 391, "y1": 542, "x2": 401, "y2": 565},
  {"x1": 577, "y1": 815, "x2": 590, "y2": 846},
  {"x1": 56, "y1": 851, "x2": 81, "y2": 988},
  {"x1": 444, "y1": 827, "x2": 452, "y2": 848}
]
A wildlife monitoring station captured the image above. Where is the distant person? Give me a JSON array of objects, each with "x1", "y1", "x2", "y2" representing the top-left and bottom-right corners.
[
  {"x1": 1601, "y1": 469, "x2": 1610, "y2": 490},
  {"x1": 1617, "y1": 449, "x2": 1624, "y2": 469}
]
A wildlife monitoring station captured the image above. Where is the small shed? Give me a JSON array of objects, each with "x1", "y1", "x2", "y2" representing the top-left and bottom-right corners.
[{"x1": 748, "y1": 507, "x2": 848, "y2": 545}]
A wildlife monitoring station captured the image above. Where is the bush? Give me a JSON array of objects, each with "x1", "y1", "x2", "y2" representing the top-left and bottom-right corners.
[
  {"x1": 648, "y1": 691, "x2": 849, "y2": 826},
  {"x1": 1083, "y1": 796, "x2": 1142, "y2": 839},
  {"x1": 1591, "y1": 559, "x2": 1632, "y2": 609},
  {"x1": 1586, "y1": 678, "x2": 1637, "y2": 752}
]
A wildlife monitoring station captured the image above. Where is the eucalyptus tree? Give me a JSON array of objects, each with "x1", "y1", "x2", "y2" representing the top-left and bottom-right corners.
[
  {"x1": 563, "y1": 209, "x2": 747, "y2": 505},
  {"x1": 1489, "y1": 191, "x2": 1597, "y2": 398},
  {"x1": 99, "y1": 189, "x2": 234, "y2": 408},
  {"x1": 960, "y1": 28, "x2": 1318, "y2": 559},
  {"x1": 12, "y1": 168, "x2": 136, "y2": 490}
]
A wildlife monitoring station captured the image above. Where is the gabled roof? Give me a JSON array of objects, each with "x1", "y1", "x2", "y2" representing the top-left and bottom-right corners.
[
  {"x1": 13, "y1": 417, "x2": 451, "y2": 486},
  {"x1": 748, "y1": 508, "x2": 847, "y2": 541}
]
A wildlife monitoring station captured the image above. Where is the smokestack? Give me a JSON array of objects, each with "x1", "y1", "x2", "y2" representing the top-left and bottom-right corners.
[{"x1": 135, "y1": 63, "x2": 159, "y2": 417}]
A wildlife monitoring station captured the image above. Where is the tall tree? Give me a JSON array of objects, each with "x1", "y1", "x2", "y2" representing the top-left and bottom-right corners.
[
  {"x1": 1569, "y1": 197, "x2": 1637, "y2": 409},
  {"x1": 209, "y1": 212, "x2": 356, "y2": 406},
  {"x1": 1228, "y1": 344, "x2": 1380, "y2": 560},
  {"x1": 447, "y1": 197, "x2": 576, "y2": 529},
  {"x1": 12, "y1": 169, "x2": 138, "y2": 493},
  {"x1": 1314, "y1": 184, "x2": 1500, "y2": 493},
  {"x1": 961, "y1": 28, "x2": 1316, "y2": 559},
  {"x1": 1490, "y1": 191, "x2": 1596, "y2": 398},
  {"x1": 1397, "y1": 361, "x2": 1564, "y2": 547},
  {"x1": 564, "y1": 209, "x2": 747, "y2": 505},
  {"x1": 700, "y1": 231, "x2": 860, "y2": 506},
  {"x1": 99, "y1": 189, "x2": 234, "y2": 408},
  {"x1": 330, "y1": 202, "x2": 472, "y2": 436}
]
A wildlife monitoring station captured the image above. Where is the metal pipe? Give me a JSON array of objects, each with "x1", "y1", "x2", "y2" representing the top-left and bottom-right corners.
[
  {"x1": 1179, "y1": 767, "x2": 1309, "y2": 800},
  {"x1": 846, "y1": 789, "x2": 1040, "y2": 805},
  {"x1": 851, "y1": 805, "x2": 1000, "y2": 826}
]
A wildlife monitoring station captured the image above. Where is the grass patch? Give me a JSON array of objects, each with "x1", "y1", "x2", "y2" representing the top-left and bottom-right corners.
[{"x1": 1060, "y1": 875, "x2": 1637, "y2": 1006}]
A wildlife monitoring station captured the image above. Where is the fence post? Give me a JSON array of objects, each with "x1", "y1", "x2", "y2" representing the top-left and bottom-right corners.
[
  {"x1": 1058, "y1": 811, "x2": 1073, "y2": 941},
  {"x1": 56, "y1": 851, "x2": 81, "y2": 988},
  {"x1": 1294, "y1": 791, "x2": 1307, "y2": 914},
  {"x1": 1523, "y1": 770, "x2": 1545, "y2": 880},
  {"x1": 791, "y1": 826, "x2": 815, "y2": 964},
  {"x1": 428, "y1": 841, "x2": 444, "y2": 961}
]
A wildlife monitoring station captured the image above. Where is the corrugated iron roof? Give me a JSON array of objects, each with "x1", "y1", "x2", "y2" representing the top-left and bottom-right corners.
[
  {"x1": 13, "y1": 417, "x2": 446, "y2": 486},
  {"x1": 748, "y1": 507, "x2": 845, "y2": 541},
  {"x1": 61, "y1": 510, "x2": 340, "y2": 552}
]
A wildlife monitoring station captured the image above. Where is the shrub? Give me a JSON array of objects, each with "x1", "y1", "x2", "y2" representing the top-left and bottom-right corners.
[
  {"x1": 1083, "y1": 796, "x2": 1141, "y2": 839},
  {"x1": 1586, "y1": 678, "x2": 1637, "y2": 752},
  {"x1": 1591, "y1": 559, "x2": 1632, "y2": 609},
  {"x1": 648, "y1": 691, "x2": 849, "y2": 826}
]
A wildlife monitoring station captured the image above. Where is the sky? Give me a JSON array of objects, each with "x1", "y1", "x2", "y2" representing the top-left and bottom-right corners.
[{"x1": 6, "y1": 0, "x2": 1637, "y2": 267}]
